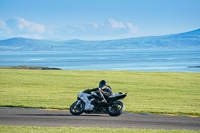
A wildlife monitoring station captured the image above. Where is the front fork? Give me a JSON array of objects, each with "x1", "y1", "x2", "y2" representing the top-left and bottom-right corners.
[{"x1": 75, "y1": 100, "x2": 81, "y2": 106}]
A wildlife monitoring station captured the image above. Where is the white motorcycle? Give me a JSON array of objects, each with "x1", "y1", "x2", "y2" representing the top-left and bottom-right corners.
[{"x1": 70, "y1": 89, "x2": 127, "y2": 116}]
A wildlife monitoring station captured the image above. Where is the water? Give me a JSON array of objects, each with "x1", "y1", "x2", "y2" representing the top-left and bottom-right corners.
[{"x1": 0, "y1": 49, "x2": 200, "y2": 72}]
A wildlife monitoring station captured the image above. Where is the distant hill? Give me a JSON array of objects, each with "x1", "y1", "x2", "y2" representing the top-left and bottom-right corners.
[{"x1": 0, "y1": 29, "x2": 200, "y2": 51}]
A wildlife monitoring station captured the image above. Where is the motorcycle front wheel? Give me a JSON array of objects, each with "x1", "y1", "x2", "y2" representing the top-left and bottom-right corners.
[
  {"x1": 106, "y1": 101, "x2": 125, "y2": 116},
  {"x1": 70, "y1": 101, "x2": 85, "y2": 115}
]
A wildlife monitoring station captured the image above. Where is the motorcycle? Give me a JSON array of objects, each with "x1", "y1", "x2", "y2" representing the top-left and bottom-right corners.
[{"x1": 70, "y1": 89, "x2": 127, "y2": 116}]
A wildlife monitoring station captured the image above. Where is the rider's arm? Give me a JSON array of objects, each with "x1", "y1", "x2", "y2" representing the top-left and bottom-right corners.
[
  {"x1": 101, "y1": 90, "x2": 113, "y2": 97},
  {"x1": 100, "y1": 86, "x2": 113, "y2": 97},
  {"x1": 89, "y1": 88, "x2": 99, "y2": 92},
  {"x1": 100, "y1": 91, "x2": 110, "y2": 97}
]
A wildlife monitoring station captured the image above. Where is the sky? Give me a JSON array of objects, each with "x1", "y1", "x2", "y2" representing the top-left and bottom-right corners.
[{"x1": 0, "y1": 0, "x2": 200, "y2": 40}]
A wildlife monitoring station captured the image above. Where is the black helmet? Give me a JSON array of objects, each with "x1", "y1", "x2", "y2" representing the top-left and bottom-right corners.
[{"x1": 99, "y1": 80, "x2": 107, "y2": 88}]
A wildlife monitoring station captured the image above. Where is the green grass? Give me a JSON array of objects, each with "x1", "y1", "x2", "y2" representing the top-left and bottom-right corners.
[
  {"x1": 0, "y1": 69, "x2": 200, "y2": 116},
  {"x1": 1, "y1": 126, "x2": 199, "y2": 133}
]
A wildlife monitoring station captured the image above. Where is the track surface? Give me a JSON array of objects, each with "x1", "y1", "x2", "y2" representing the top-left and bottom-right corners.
[{"x1": 0, "y1": 107, "x2": 199, "y2": 130}]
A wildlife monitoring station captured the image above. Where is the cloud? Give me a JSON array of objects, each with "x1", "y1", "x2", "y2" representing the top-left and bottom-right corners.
[
  {"x1": 107, "y1": 19, "x2": 126, "y2": 29},
  {"x1": 0, "y1": 19, "x2": 11, "y2": 34},
  {"x1": 0, "y1": 17, "x2": 137, "y2": 40},
  {"x1": 17, "y1": 17, "x2": 45, "y2": 33},
  {"x1": 0, "y1": 17, "x2": 49, "y2": 39},
  {"x1": 65, "y1": 19, "x2": 137, "y2": 34},
  {"x1": 6, "y1": 17, "x2": 45, "y2": 33},
  {"x1": 60, "y1": 19, "x2": 138, "y2": 40},
  {"x1": 0, "y1": 20, "x2": 7, "y2": 29},
  {"x1": 125, "y1": 22, "x2": 138, "y2": 33}
]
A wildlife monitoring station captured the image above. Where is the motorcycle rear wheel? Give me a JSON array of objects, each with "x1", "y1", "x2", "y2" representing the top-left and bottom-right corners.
[
  {"x1": 106, "y1": 101, "x2": 125, "y2": 116},
  {"x1": 70, "y1": 101, "x2": 85, "y2": 115}
]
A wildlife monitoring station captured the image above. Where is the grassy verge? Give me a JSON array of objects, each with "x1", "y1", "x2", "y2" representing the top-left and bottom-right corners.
[
  {"x1": 1, "y1": 126, "x2": 199, "y2": 133},
  {"x1": 0, "y1": 69, "x2": 199, "y2": 116}
]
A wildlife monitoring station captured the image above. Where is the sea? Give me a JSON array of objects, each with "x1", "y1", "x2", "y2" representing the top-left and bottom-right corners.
[{"x1": 0, "y1": 49, "x2": 200, "y2": 72}]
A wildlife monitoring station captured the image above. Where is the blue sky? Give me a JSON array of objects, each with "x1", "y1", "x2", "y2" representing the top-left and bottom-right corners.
[{"x1": 0, "y1": 0, "x2": 199, "y2": 40}]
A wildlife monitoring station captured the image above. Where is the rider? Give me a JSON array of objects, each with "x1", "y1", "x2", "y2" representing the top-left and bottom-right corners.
[
  {"x1": 89, "y1": 80, "x2": 113, "y2": 103},
  {"x1": 84, "y1": 80, "x2": 113, "y2": 111}
]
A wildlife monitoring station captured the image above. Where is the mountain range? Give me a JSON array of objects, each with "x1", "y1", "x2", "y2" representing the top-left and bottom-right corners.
[{"x1": 0, "y1": 29, "x2": 200, "y2": 51}]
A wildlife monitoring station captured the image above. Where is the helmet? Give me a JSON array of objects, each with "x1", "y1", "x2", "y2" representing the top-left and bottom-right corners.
[{"x1": 99, "y1": 80, "x2": 107, "y2": 88}]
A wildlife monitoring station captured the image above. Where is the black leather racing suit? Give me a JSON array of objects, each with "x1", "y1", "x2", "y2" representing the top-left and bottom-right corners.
[{"x1": 90, "y1": 85, "x2": 113, "y2": 102}]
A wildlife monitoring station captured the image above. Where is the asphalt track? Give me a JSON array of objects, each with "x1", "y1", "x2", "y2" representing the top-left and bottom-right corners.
[{"x1": 0, "y1": 107, "x2": 199, "y2": 130}]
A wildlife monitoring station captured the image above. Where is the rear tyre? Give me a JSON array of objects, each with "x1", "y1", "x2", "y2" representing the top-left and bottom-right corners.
[
  {"x1": 70, "y1": 101, "x2": 85, "y2": 115},
  {"x1": 106, "y1": 101, "x2": 125, "y2": 116}
]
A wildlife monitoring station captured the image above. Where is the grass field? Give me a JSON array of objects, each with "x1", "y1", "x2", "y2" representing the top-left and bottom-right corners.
[
  {"x1": 1, "y1": 126, "x2": 199, "y2": 133},
  {"x1": 0, "y1": 69, "x2": 199, "y2": 116}
]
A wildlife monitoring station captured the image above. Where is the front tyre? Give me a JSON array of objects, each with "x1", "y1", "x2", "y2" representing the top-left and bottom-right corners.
[
  {"x1": 107, "y1": 101, "x2": 125, "y2": 116},
  {"x1": 70, "y1": 101, "x2": 85, "y2": 115}
]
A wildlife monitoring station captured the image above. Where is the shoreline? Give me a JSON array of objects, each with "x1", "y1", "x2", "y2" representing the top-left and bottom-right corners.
[{"x1": 0, "y1": 66, "x2": 61, "y2": 70}]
